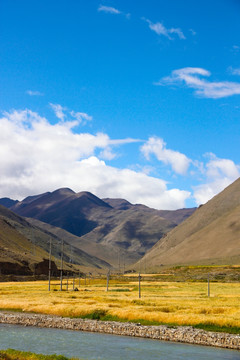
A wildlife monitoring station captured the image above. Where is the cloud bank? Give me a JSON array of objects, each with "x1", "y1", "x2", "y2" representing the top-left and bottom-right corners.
[
  {"x1": 1, "y1": 108, "x2": 239, "y2": 209},
  {"x1": 0, "y1": 109, "x2": 190, "y2": 210}
]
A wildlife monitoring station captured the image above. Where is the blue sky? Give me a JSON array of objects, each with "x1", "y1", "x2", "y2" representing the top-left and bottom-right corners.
[{"x1": 0, "y1": 0, "x2": 240, "y2": 209}]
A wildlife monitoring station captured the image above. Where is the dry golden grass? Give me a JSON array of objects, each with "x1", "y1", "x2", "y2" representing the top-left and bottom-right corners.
[{"x1": 0, "y1": 278, "x2": 239, "y2": 330}]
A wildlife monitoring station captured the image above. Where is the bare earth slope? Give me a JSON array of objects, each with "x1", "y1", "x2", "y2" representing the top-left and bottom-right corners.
[{"x1": 136, "y1": 177, "x2": 240, "y2": 269}]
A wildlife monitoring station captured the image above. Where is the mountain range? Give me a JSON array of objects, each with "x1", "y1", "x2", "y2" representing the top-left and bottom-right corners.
[
  {"x1": 2, "y1": 177, "x2": 239, "y2": 275},
  {"x1": 0, "y1": 189, "x2": 195, "y2": 272}
]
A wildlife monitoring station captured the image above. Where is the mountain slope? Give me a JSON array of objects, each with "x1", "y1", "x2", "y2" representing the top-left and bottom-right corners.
[
  {"x1": 0, "y1": 204, "x2": 50, "y2": 274},
  {"x1": 136, "y1": 177, "x2": 240, "y2": 269},
  {"x1": 11, "y1": 189, "x2": 111, "y2": 237},
  {"x1": 0, "y1": 205, "x2": 110, "y2": 275}
]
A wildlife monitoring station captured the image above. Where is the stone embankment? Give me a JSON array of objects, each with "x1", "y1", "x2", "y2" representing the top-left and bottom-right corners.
[{"x1": 0, "y1": 312, "x2": 239, "y2": 350}]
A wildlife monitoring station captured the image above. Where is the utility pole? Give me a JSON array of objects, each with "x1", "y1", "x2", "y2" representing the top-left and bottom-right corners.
[
  {"x1": 118, "y1": 250, "x2": 120, "y2": 274},
  {"x1": 66, "y1": 272, "x2": 69, "y2": 291},
  {"x1": 79, "y1": 270, "x2": 81, "y2": 287},
  {"x1": 72, "y1": 274, "x2": 75, "y2": 290},
  {"x1": 208, "y1": 273, "x2": 210, "y2": 297},
  {"x1": 32, "y1": 229, "x2": 36, "y2": 277},
  {"x1": 60, "y1": 239, "x2": 63, "y2": 291},
  {"x1": 138, "y1": 272, "x2": 141, "y2": 299},
  {"x1": 106, "y1": 270, "x2": 110, "y2": 291},
  {"x1": 48, "y1": 238, "x2": 52, "y2": 291}
]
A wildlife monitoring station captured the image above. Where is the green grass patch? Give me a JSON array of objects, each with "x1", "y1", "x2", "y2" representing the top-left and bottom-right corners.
[
  {"x1": 81, "y1": 309, "x2": 108, "y2": 320},
  {"x1": 0, "y1": 308, "x2": 24, "y2": 313},
  {"x1": 109, "y1": 288, "x2": 130, "y2": 292},
  {"x1": 0, "y1": 349, "x2": 77, "y2": 360},
  {"x1": 194, "y1": 323, "x2": 240, "y2": 335}
]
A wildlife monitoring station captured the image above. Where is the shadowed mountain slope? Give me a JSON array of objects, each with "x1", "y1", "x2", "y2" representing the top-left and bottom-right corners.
[
  {"x1": 135, "y1": 178, "x2": 240, "y2": 270},
  {"x1": 0, "y1": 204, "x2": 110, "y2": 275},
  {"x1": 4, "y1": 189, "x2": 195, "y2": 268}
]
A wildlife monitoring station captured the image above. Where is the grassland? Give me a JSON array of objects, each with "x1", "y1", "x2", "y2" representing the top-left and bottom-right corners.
[{"x1": 0, "y1": 274, "x2": 239, "y2": 334}]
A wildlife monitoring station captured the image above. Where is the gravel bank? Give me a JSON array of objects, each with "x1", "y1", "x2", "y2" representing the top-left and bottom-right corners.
[{"x1": 0, "y1": 312, "x2": 239, "y2": 350}]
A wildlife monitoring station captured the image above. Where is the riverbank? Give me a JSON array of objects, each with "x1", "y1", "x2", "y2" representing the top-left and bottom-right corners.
[
  {"x1": 0, "y1": 312, "x2": 239, "y2": 350},
  {"x1": 0, "y1": 349, "x2": 75, "y2": 360}
]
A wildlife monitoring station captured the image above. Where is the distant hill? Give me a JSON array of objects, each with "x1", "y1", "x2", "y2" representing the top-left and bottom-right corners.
[
  {"x1": 0, "y1": 197, "x2": 18, "y2": 208},
  {"x1": 135, "y1": 177, "x2": 240, "y2": 270},
  {"x1": 2, "y1": 189, "x2": 195, "y2": 268},
  {"x1": 0, "y1": 204, "x2": 110, "y2": 275}
]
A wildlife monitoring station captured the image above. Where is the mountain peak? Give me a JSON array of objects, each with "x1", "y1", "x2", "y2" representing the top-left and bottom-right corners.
[{"x1": 52, "y1": 188, "x2": 75, "y2": 196}]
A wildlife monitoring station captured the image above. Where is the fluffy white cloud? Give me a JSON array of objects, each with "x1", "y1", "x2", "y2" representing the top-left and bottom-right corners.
[
  {"x1": 0, "y1": 109, "x2": 190, "y2": 209},
  {"x1": 65, "y1": 157, "x2": 190, "y2": 210},
  {"x1": 158, "y1": 67, "x2": 240, "y2": 98},
  {"x1": 141, "y1": 137, "x2": 191, "y2": 175},
  {"x1": 193, "y1": 154, "x2": 240, "y2": 205},
  {"x1": 143, "y1": 18, "x2": 185, "y2": 40}
]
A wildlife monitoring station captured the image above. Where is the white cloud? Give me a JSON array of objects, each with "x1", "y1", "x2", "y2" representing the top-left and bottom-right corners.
[
  {"x1": 158, "y1": 67, "x2": 240, "y2": 98},
  {"x1": 143, "y1": 18, "x2": 185, "y2": 40},
  {"x1": 193, "y1": 154, "x2": 240, "y2": 205},
  {"x1": 141, "y1": 137, "x2": 191, "y2": 175},
  {"x1": 71, "y1": 157, "x2": 190, "y2": 210},
  {"x1": 0, "y1": 109, "x2": 190, "y2": 210},
  {"x1": 26, "y1": 90, "x2": 44, "y2": 96},
  {"x1": 98, "y1": 5, "x2": 121, "y2": 15},
  {"x1": 109, "y1": 138, "x2": 141, "y2": 145},
  {"x1": 70, "y1": 111, "x2": 92, "y2": 124},
  {"x1": 50, "y1": 104, "x2": 93, "y2": 126},
  {"x1": 169, "y1": 27, "x2": 185, "y2": 40},
  {"x1": 189, "y1": 29, "x2": 196, "y2": 36},
  {"x1": 229, "y1": 67, "x2": 240, "y2": 76},
  {"x1": 99, "y1": 147, "x2": 116, "y2": 160},
  {"x1": 98, "y1": 4, "x2": 130, "y2": 19},
  {"x1": 49, "y1": 103, "x2": 66, "y2": 121}
]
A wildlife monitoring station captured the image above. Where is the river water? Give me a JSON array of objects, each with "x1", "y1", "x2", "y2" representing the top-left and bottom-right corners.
[{"x1": 0, "y1": 324, "x2": 239, "y2": 360}]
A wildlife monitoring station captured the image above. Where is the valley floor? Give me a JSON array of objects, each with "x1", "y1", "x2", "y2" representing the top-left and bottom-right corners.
[{"x1": 0, "y1": 273, "x2": 239, "y2": 337}]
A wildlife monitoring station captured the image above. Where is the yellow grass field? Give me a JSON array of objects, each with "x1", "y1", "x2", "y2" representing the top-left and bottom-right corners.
[{"x1": 0, "y1": 277, "x2": 239, "y2": 332}]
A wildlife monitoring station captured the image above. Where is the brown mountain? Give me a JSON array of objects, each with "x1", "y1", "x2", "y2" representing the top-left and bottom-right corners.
[
  {"x1": 3, "y1": 189, "x2": 195, "y2": 268},
  {"x1": 0, "y1": 204, "x2": 110, "y2": 275},
  {"x1": 135, "y1": 177, "x2": 240, "y2": 270}
]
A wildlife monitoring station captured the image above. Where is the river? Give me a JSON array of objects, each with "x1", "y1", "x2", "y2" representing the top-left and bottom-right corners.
[{"x1": 0, "y1": 324, "x2": 239, "y2": 360}]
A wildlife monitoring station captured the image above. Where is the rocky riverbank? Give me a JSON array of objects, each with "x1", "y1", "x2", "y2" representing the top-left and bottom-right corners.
[{"x1": 0, "y1": 312, "x2": 239, "y2": 350}]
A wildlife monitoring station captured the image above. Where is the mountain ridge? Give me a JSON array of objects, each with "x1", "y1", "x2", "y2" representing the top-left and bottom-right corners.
[{"x1": 1, "y1": 189, "x2": 196, "y2": 267}]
